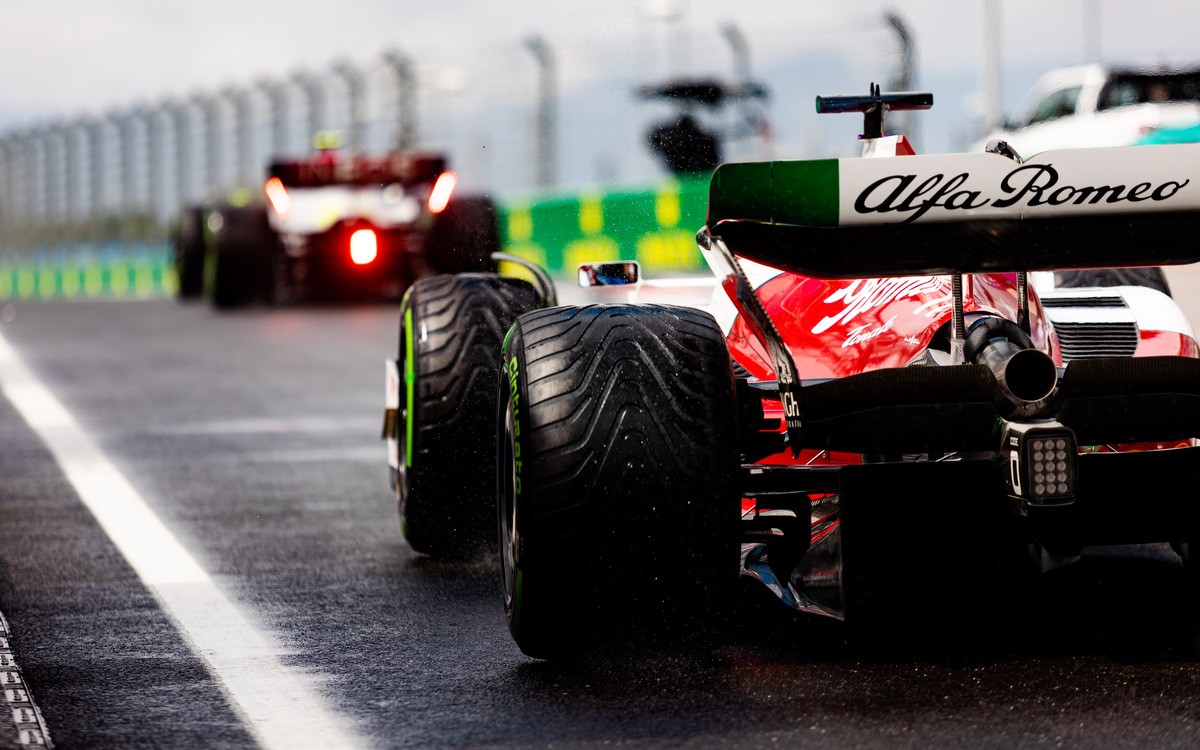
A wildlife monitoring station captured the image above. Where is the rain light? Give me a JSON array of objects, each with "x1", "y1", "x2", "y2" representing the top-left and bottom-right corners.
[
  {"x1": 1002, "y1": 421, "x2": 1077, "y2": 506},
  {"x1": 350, "y1": 228, "x2": 378, "y2": 265}
]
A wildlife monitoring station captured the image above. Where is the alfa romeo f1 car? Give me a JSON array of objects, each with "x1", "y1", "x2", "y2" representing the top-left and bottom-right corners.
[
  {"x1": 172, "y1": 145, "x2": 500, "y2": 308},
  {"x1": 383, "y1": 85, "x2": 1200, "y2": 661}
]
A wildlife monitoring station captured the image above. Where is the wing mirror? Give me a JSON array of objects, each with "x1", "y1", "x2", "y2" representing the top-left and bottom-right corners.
[{"x1": 578, "y1": 261, "x2": 640, "y2": 287}]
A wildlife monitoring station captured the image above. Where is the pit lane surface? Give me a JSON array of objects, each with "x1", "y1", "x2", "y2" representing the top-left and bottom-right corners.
[{"x1": 0, "y1": 274, "x2": 1198, "y2": 749}]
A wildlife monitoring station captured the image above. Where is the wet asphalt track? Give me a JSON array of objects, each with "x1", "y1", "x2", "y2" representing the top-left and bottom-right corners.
[{"x1": 0, "y1": 271, "x2": 1198, "y2": 749}]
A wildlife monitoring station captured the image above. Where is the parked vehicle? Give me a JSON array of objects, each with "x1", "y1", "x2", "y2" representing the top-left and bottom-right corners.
[{"x1": 971, "y1": 62, "x2": 1200, "y2": 157}]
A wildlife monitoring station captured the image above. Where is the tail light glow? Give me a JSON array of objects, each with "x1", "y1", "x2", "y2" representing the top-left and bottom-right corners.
[
  {"x1": 264, "y1": 176, "x2": 291, "y2": 215},
  {"x1": 349, "y1": 228, "x2": 378, "y2": 265},
  {"x1": 428, "y1": 170, "x2": 457, "y2": 214}
]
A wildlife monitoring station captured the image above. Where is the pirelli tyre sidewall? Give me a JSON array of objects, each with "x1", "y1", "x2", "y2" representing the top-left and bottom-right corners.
[
  {"x1": 499, "y1": 303, "x2": 740, "y2": 661},
  {"x1": 397, "y1": 273, "x2": 541, "y2": 559}
]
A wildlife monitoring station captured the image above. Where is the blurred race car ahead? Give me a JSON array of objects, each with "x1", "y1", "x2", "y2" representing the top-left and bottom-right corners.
[
  {"x1": 384, "y1": 84, "x2": 1200, "y2": 661},
  {"x1": 172, "y1": 135, "x2": 500, "y2": 308},
  {"x1": 971, "y1": 62, "x2": 1200, "y2": 156}
]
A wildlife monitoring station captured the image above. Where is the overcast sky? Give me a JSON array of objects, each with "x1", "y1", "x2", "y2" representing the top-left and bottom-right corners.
[{"x1": 2, "y1": 0, "x2": 1197, "y2": 195}]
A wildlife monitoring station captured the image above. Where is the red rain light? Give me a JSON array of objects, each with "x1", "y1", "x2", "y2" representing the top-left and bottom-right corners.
[
  {"x1": 350, "y1": 228, "x2": 378, "y2": 265},
  {"x1": 427, "y1": 170, "x2": 457, "y2": 214}
]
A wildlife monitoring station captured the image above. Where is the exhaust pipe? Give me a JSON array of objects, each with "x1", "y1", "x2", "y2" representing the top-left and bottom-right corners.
[{"x1": 965, "y1": 317, "x2": 1058, "y2": 405}]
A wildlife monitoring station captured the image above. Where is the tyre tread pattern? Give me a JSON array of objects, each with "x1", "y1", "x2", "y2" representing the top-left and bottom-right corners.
[
  {"x1": 505, "y1": 303, "x2": 739, "y2": 659},
  {"x1": 401, "y1": 273, "x2": 541, "y2": 558}
]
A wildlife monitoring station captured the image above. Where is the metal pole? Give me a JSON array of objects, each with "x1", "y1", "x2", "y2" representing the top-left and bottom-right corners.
[
  {"x1": 42, "y1": 125, "x2": 64, "y2": 235},
  {"x1": 332, "y1": 60, "x2": 366, "y2": 155},
  {"x1": 721, "y1": 22, "x2": 749, "y2": 82},
  {"x1": 884, "y1": 11, "x2": 917, "y2": 143},
  {"x1": 291, "y1": 71, "x2": 325, "y2": 153},
  {"x1": 138, "y1": 105, "x2": 167, "y2": 234},
  {"x1": 7, "y1": 132, "x2": 23, "y2": 249},
  {"x1": 15, "y1": 131, "x2": 35, "y2": 249},
  {"x1": 0, "y1": 136, "x2": 12, "y2": 252},
  {"x1": 191, "y1": 93, "x2": 223, "y2": 200},
  {"x1": 107, "y1": 110, "x2": 140, "y2": 241},
  {"x1": 256, "y1": 77, "x2": 290, "y2": 160},
  {"x1": 222, "y1": 85, "x2": 255, "y2": 190},
  {"x1": 383, "y1": 49, "x2": 417, "y2": 149},
  {"x1": 31, "y1": 129, "x2": 48, "y2": 228},
  {"x1": 85, "y1": 118, "x2": 107, "y2": 240},
  {"x1": 720, "y1": 21, "x2": 772, "y2": 157},
  {"x1": 1083, "y1": 0, "x2": 1100, "y2": 62},
  {"x1": 982, "y1": 0, "x2": 1004, "y2": 132},
  {"x1": 4, "y1": 131, "x2": 32, "y2": 253},
  {"x1": 525, "y1": 35, "x2": 557, "y2": 190},
  {"x1": 63, "y1": 120, "x2": 87, "y2": 235},
  {"x1": 164, "y1": 100, "x2": 193, "y2": 210}
]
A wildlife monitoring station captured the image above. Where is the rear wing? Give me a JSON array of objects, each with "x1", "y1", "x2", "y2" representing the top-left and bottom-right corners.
[
  {"x1": 268, "y1": 152, "x2": 447, "y2": 188},
  {"x1": 699, "y1": 142, "x2": 1200, "y2": 454},
  {"x1": 704, "y1": 143, "x2": 1200, "y2": 278}
]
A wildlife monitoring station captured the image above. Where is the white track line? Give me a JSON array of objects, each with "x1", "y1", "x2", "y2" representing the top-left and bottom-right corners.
[{"x1": 0, "y1": 330, "x2": 366, "y2": 750}]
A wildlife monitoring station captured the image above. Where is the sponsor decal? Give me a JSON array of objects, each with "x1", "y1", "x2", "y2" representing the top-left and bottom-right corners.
[
  {"x1": 853, "y1": 162, "x2": 1190, "y2": 224},
  {"x1": 813, "y1": 276, "x2": 949, "y2": 335},
  {"x1": 836, "y1": 146, "x2": 1200, "y2": 226},
  {"x1": 842, "y1": 316, "x2": 896, "y2": 348},
  {"x1": 507, "y1": 355, "x2": 522, "y2": 496}
]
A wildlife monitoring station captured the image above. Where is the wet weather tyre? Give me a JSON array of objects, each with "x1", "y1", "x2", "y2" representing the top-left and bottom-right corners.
[
  {"x1": 425, "y1": 196, "x2": 502, "y2": 275},
  {"x1": 172, "y1": 205, "x2": 206, "y2": 300},
  {"x1": 395, "y1": 273, "x2": 542, "y2": 559},
  {"x1": 210, "y1": 205, "x2": 276, "y2": 309},
  {"x1": 1181, "y1": 529, "x2": 1200, "y2": 607},
  {"x1": 499, "y1": 304, "x2": 740, "y2": 661}
]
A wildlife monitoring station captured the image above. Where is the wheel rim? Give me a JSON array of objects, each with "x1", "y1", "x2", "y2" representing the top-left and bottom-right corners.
[
  {"x1": 402, "y1": 306, "x2": 416, "y2": 471},
  {"x1": 395, "y1": 304, "x2": 415, "y2": 502},
  {"x1": 499, "y1": 394, "x2": 518, "y2": 614}
]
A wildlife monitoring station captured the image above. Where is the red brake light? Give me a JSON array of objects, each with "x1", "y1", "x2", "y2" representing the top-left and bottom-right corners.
[
  {"x1": 428, "y1": 170, "x2": 457, "y2": 214},
  {"x1": 264, "y1": 176, "x2": 290, "y2": 215},
  {"x1": 349, "y1": 228, "x2": 378, "y2": 265}
]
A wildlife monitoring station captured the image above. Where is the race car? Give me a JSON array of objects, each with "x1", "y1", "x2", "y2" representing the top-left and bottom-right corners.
[
  {"x1": 172, "y1": 139, "x2": 500, "y2": 308},
  {"x1": 384, "y1": 85, "x2": 1200, "y2": 661}
]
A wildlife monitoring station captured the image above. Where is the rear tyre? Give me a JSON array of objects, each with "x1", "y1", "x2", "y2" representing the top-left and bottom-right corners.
[
  {"x1": 1181, "y1": 531, "x2": 1200, "y2": 604},
  {"x1": 425, "y1": 195, "x2": 502, "y2": 275},
  {"x1": 171, "y1": 205, "x2": 206, "y2": 300},
  {"x1": 395, "y1": 273, "x2": 542, "y2": 559},
  {"x1": 210, "y1": 204, "x2": 277, "y2": 309},
  {"x1": 499, "y1": 304, "x2": 740, "y2": 661}
]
